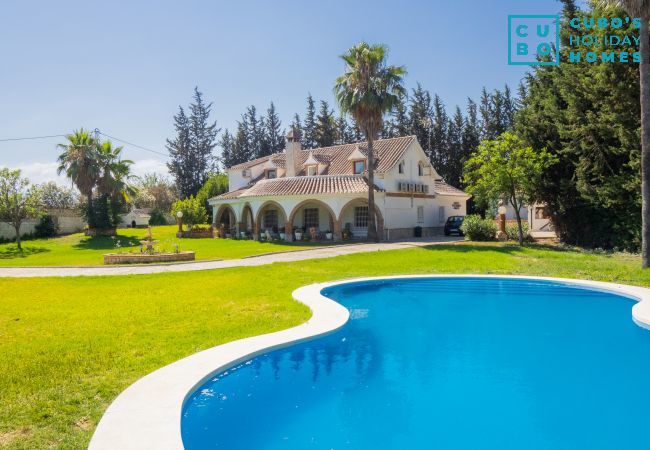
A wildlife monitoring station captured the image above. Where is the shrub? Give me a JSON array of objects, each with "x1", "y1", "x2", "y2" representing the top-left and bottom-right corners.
[
  {"x1": 171, "y1": 196, "x2": 208, "y2": 229},
  {"x1": 148, "y1": 209, "x2": 168, "y2": 226},
  {"x1": 34, "y1": 214, "x2": 58, "y2": 238},
  {"x1": 506, "y1": 221, "x2": 532, "y2": 242},
  {"x1": 460, "y1": 214, "x2": 497, "y2": 241}
]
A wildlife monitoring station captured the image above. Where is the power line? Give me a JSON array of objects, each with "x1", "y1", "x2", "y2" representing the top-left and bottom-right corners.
[
  {"x1": 0, "y1": 134, "x2": 66, "y2": 142},
  {"x1": 0, "y1": 130, "x2": 169, "y2": 159},
  {"x1": 96, "y1": 130, "x2": 168, "y2": 157}
]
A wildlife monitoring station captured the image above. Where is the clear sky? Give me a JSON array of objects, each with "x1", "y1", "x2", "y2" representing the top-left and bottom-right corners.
[{"x1": 0, "y1": 0, "x2": 567, "y2": 183}]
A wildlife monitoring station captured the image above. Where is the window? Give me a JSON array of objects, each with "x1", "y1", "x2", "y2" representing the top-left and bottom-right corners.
[
  {"x1": 398, "y1": 161, "x2": 404, "y2": 174},
  {"x1": 267, "y1": 169, "x2": 277, "y2": 179},
  {"x1": 418, "y1": 163, "x2": 424, "y2": 176},
  {"x1": 353, "y1": 160, "x2": 366, "y2": 174},
  {"x1": 438, "y1": 206, "x2": 445, "y2": 223},
  {"x1": 417, "y1": 206, "x2": 424, "y2": 223},
  {"x1": 354, "y1": 206, "x2": 369, "y2": 227},
  {"x1": 307, "y1": 165, "x2": 317, "y2": 176},
  {"x1": 535, "y1": 207, "x2": 549, "y2": 219},
  {"x1": 303, "y1": 208, "x2": 319, "y2": 229},
  {"x1": 263, "y1": 209, "x2": 278, "y2": 230}
]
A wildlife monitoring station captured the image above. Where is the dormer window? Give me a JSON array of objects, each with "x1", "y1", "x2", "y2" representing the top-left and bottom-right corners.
[
  {"x1": 398, "y1": 161, "x2": 404, "y2": 174},
  {"x1": 307, "y1": 165, "x2": 317, "y2": 176},
  {"x1": 353, "y1": 160, "x2": 366, "y2": 174},
  {"x1": 267, "y1": 169, "x2": 277, "y2": 179}
]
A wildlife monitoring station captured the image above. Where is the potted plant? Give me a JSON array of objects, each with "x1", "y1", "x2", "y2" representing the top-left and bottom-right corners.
[{"x1": 325, "y1": 230, "x2": 333, "y2": 240}]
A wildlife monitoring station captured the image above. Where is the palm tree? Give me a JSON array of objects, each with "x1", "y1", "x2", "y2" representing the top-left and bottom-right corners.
[
  {"x1": 56, "y1": 128, "x2": 99, "y2": 212},
  {"x1": 334, "y1": 42, "x2": 406, "y2": 242},
  {"x1": 599, "y1": 1, "x2": 650, "y2": 267},
  {"x1": 96, "y1": 140, "x2": 135, "y2": 203}
]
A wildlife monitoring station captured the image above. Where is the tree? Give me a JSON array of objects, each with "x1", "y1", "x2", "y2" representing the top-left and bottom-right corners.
[
  {"x1": 446, "y1": 106, "x2": 465, "y2": 188},
  {"x1": 336, "y1": 115, "x2": 355, "y2": 144},
  {"x1": 387, "y1": 93, "x2": 410, "y2": 138},
  {"x1": 430, "y1": 94, "x2": 448, "y2": 180},
  {"x1": 96, "y1": 140, "x2": 135, "y2": 227},
  {"x1": 265, "y1": 102, "x2": 284, "y2": 154},
  {"x1": 196, "y1": 173, "x2": 229, "y2": 216},
  {"x1": 56, "y1": 129, "x2": 98, "y2": 218},
  {"x1": 516, "y1": 2, "x2": 641, "y2": 250},
  {"x1": 167, "y1": 88, "x2": 219, "y2": 198},
  {"x1": 244, "y1": 105, "x2": 264, "y2": 158},
  {"x1": 38, "y1": 182, "x2": 78, "y2": 210},
  {"x1": 219, "y1": 130, "x2": 236, "y2": 169},
  {"x1": 166, "y1": 106, "x2": 193, "y2": 197},
  {"x1": 464, "y1": 132, "x2": 557, "y2": 245},
  {"x1": 335, "y1": 42, "x2": 406, "y2": 242},
  {"x1": 409, "y1": 84, "x2": 433, "y2": 158},
  {"x1": 599, "y1": 0, "x2": 650, "y2": 266},
  {"x1": 315, "y1": 100, "x2": 337, "y2": 147},
  {"x1": 133, "y1": 173, "x2": 176, "y2": 212},
  {"x1": 171, "y1": 196, "x2": 208, "y2": 229},
  {"x1": 0, "y1": 168, "x2": 41, "y2": 250},
  {"x1": 302, "y1": 94, "x2": 317, "y2": 148},
  {"x1": 290, "y1": 114, "x2": 303, "y2": 143}
]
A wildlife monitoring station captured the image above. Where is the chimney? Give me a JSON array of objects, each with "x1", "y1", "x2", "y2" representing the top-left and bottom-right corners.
[{"x1": 285, "y1": 130, "x2": 301, "y2": 177}]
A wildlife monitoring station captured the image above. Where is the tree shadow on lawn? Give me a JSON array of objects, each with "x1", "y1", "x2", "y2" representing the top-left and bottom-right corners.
[
  {"x1": 419, "y1": 243, "x2": 580, "y2": 255},
  {"x1": 0, "y1": 245, "x2": 50, "y2": 259},
  {"x1": 72, "y1": 235, "x2": 142, "y2": 251}
]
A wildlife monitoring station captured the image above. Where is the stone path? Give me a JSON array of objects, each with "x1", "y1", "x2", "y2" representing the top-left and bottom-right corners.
[{"x1": 0, "y1": 237, "x2": 462, "y2": 278}]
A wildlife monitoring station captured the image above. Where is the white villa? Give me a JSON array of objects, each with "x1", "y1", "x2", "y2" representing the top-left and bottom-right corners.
[{"x1": 208, "y1": 133, "x2": 470, "y2": 241}]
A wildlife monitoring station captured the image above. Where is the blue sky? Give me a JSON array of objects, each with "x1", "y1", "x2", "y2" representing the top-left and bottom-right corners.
[{"x1": 0, "y1": 0, "x2": 567, "y2": 183}]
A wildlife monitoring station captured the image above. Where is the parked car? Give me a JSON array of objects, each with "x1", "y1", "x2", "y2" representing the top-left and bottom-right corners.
[{"x1": 444, "y1": 215, "x2": 465, "y2": 236}]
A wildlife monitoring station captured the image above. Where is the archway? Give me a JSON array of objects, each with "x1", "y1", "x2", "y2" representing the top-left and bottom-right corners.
[
  {"x1": 255, "y1": 201, "x2": 287, "y2": 239},
  {"x1": 239, "y1": 203, "x2": 254, "y2": 236},
  {"x1": 338, "y1": 198, "x2": 384, "y2": 241},
  {"x1": 287, "y1": 199, "x2": 338, "y2": 241},
  {"x1": 215, "y1": 204, "x2": 237, "y2": 235}
]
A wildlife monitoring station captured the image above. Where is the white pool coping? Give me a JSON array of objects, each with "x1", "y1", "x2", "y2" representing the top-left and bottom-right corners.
[{"x1": 89, "y1": 275, "x2": 650, "y2": 450}]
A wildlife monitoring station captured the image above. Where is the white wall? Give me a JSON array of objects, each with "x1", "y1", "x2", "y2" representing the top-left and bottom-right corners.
[{"x1": 0, "y1": 221, "x2": 37, "y2": 240}]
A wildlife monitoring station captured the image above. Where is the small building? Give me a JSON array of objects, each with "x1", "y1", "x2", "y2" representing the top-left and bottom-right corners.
[
  {"x1": 208, "y1": 133, "x2": 470, "y2": 240},
  {"x1": 120, "y1": 209, "x2": 151, "y2": 228},
  {"x1": 498, "y1": 202, "x2": 553, "y2": 232}
]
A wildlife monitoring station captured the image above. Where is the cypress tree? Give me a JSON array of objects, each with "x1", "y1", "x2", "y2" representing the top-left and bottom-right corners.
[
  {"x1": 219, "y1": 129, "x2": 236, "y2": 169},
  {"x1": 291, "y1": 113, "x2": 303, "y2": 142},
  {"x1": 166, "y1": 106, "x2": 195, "y2": 198},
  {"x1": 264, "y1": 102, "x2": 284, "y2": 154},
  {"x1": 315, "y1": 100, "x2": 337, "y2": 147},
  {"x1": 445, "y1": 106, "x2": 465, "y2": 188},
  {"x1": 302, "y1": 94, "x2": 317, "y2": 148}
]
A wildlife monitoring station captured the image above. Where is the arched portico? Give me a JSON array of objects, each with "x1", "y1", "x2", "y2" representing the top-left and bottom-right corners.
[
  {"x1": 255, "y1": 200, "x2": 287, "y2": 239},
  {"x1": 338, "y1": 198, "x2": 384, "y2": 240},
  {"x1": 287, "y1": 199, "x2": 338, "y2": 241},
  {"x1": 215, "y1": 204, "x2": 237, "y2": 236},
  {"x1": 238, "y1": 203, "x2": 254, "y2": 237}
]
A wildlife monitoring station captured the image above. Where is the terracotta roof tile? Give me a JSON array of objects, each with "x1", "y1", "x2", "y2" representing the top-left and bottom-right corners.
[
  {"x1": 227, "y1": 136, "x2": 416, "y2": 174},
  {"x1": 434, "y1": 180, "x2": 469, "y2": 197},
  {"x1": 213, "y1": 175, "x2": 381, "y2": 200}
]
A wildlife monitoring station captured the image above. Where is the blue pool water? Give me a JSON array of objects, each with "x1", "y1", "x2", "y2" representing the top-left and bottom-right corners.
[{"x1": 181, "y1": 278, "x2": 650, "y2": 449}]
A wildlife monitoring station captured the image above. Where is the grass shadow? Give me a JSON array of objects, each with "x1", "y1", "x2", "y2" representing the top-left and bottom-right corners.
[
  {"x1": 0, "y1": 246, "x2": 50, "y2": 259},
  {"x1": 72, "y1": 235, "x2": 142, "y2": 251}
]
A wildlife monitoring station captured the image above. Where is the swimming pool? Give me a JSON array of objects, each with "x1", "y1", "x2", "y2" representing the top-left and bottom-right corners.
[{"x1": 181, "y1": 277, "x2": 650, "y2": 449}]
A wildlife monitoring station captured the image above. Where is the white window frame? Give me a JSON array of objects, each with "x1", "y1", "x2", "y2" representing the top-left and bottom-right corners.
[
  {"x1": 307, "y1": 165, "x2": 317, "y2": 176},
  {"x1": 417, "y1": 206, "x2": 424, "y2": 224},
  {"x1": 354, "y1": 206, "x2": 369, "y2": 227},
  {"x1": 398, "y1": 161, "x2": 404, "y2": 174},
  {"x1": 266, "y1": 169, "x2": 277, "y2": 179},
  {"x1": 438, "y1": 206, "x2": 445, "y2": 224},
  {"x1": 353, "y1": 160, "x2": 366, "y2": 174}
]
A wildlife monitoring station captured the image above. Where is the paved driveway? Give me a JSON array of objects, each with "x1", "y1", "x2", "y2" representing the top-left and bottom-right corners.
[{"x1": 0, "y1": 236, "x2": 463, "y2": 278}]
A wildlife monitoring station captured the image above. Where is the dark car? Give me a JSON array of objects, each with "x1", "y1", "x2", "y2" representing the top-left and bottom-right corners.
[{"x1": 444, "y1": 215, "x2": 464, "y2": 236}]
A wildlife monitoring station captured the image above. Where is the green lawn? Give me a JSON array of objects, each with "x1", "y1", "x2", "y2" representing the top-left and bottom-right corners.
[
  {"x1": 0, "y1": 225, "x2": 326, "y2": 266},
  {"x1": 1, "y1": 243, "x2": 649, "y2": 449}
]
